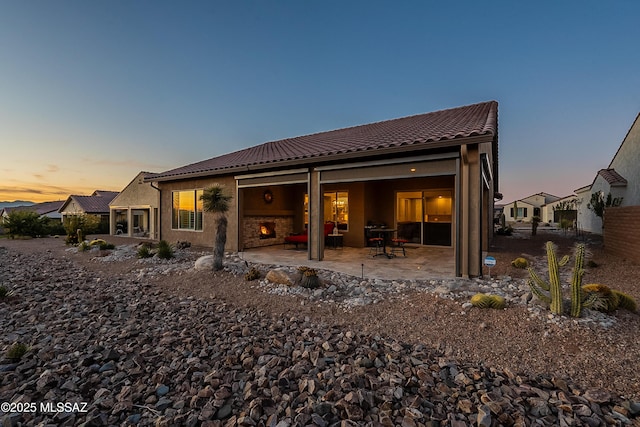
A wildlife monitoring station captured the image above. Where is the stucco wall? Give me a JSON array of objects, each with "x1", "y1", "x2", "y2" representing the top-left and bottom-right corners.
[
  {"x1": 610, "y1": 116, "x2": 640, "y2": 206},
  {"x1": 110, "y1": 174, "x2": 159, "y2": 207},
  {"x1": 158, "y1": 176, "x2": 238, "y2": 250},
  {"x1": 604, "y1": 206, "x2": 640, "y2": 263}
]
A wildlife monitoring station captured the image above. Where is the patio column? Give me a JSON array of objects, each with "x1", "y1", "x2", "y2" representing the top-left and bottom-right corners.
[
  {"x1": 309, "y1": 169, "x2": 323, "y2": 260},
  {"x1": 127, "y1": 208, "x2": 133, "y2": 237}
]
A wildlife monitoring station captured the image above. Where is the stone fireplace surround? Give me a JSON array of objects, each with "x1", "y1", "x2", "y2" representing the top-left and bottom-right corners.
[{"x1": 243, "y1": 216, "x2": 294, "y2": 249}]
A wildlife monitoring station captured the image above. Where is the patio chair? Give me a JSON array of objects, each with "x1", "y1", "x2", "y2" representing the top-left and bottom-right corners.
[
  {"x1": 390, "y1": 238, "x2": 408, "y2": 257},
  {"x1": 368, "y1": 237, "x2": 384, "y2": 257}
]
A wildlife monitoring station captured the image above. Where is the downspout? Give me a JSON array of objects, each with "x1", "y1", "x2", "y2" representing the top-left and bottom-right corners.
[
  {"x1": 455, "y1": 158, "x2": 461, "y2": 277},
  {"x1": 150, "y1": 182, "x2": 161, "y2": 241},
  {"x1": 461, "y1": 144, "x2": 469, "y2": 278},
  {"x1": 307, "y1": 170, "x2": 312, "y2": 261}
]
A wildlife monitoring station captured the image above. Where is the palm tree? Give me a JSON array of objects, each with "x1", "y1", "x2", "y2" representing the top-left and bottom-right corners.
[{"x1": 200, "y1": 184, "x2": 232, "y2": 270}]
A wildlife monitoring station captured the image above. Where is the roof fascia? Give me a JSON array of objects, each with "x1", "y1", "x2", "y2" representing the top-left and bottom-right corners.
[{"x1": 148, "y1": 134, "x2": 492, "y2": 183}]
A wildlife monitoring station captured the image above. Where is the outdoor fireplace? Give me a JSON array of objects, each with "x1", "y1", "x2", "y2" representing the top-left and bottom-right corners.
[{"x1": 259, "y1": 222, "x2": 276, "y2": 239}]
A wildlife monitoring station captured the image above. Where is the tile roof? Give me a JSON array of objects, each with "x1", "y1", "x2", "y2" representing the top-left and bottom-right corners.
[
  {"x1": 1, "y1": 201, "x2": 64, "y2": 216},
  {"x1": 598, "y1": 168, "x2": 627, "y2": 186},
  {"x1": 61, "y1": 192, "x2": 119, "y2": 214},
  {"x1": 148, "y1": 101, "x2": 498, "y2": 181}
]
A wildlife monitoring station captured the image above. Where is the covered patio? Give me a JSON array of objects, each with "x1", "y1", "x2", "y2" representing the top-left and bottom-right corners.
[{"x1": 240, "y1": 244, "x2": 454, "y2": 281}]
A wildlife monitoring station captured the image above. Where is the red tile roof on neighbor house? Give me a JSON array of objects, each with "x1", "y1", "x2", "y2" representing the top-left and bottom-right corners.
[
  {"x1": 598, "y1": 168, "x2": 627, "y2": 186},
  {"x1": 148, "y1": 101, "x2": 498, "y2": 181}
]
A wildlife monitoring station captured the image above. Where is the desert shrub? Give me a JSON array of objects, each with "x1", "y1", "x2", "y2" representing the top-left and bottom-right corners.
[
  {"x1": 63, "y1": 214, "x2": 100, "y2": 244},
  {"x1": 157, "y1": 240, "x2": 174, "y2": 259},
  {"x1": 511, "y1": 257, "x2": 528, "y2": 268},
  {"x1": 175, "y1": 240, "x2": 191, "y2": 250},
  {"x1": 0, "y1": 285, "x2": 13, "y2": 299},
  {"x1": 496, "y1": 225, "x2": 513, "y2": 236},
  {"x1": 6, "y1": 343, "x2": 29, "y2": 361},
  {"x1": 43, "y1": 217, "x2": 66, "y2": 236},
  {"x1": 137, "y1": 244, "x2": 153, "y2": 259},
  {"x1": 244, "y1": 267, "x2": 261, "y2": 281},
  {"x1": 3, "y1": 211, "x2": 46, "y2": 238},
  {"x1": 78, "y1": 241, "x2": 90, "y2": 252}
]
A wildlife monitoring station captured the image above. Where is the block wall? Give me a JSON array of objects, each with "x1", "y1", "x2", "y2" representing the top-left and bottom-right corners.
[{"x1": 604, "y1": 206, "x2": 640, "y2": 263}]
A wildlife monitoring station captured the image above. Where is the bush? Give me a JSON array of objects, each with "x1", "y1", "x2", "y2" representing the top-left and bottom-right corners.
[
  {"x1": 496, "y1": 225, "x2": 513, "y2": 236},
  {"x1": 137, "y1": 244, "x2": 153, "y2": 259},
  {"x1": 6, "y1": 343, "x2": 29, "y2": 361},
  {"x1": 0, "y1": 285, "x2": 13, "y2": 299},
  {"x1": 244, "y1": 267, "x2": 261, "y2": 281},
  {"x1": 43, "y1": 218, "x2": 66, "y2": 236},
  {"x1": 157, "y1": 240, "x2": 174, "y2": 259},
  {"x1": 3, "y1": 211, "x2": 46, "y2": 238},
  {"x1": 63, "y1": 214, "x2": 100, "y2": 244}
]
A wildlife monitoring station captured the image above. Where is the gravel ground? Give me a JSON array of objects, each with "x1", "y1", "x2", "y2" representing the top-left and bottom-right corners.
[{"x1": 1, "y1": 230, "x2": 639, "y2": 426}]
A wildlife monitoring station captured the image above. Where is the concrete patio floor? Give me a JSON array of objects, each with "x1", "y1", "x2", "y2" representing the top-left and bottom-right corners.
[{"x1": 239, "y1": 244, "x2": 455, "y2": 281}]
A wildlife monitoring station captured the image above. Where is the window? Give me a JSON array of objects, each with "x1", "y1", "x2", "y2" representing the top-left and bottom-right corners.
[
  {"x1": 510, "y1": 207, "x2": 528, "y2": 218},
  {"x1": 324, "y1": 191, "x2": 349, "y2": 231},
  {"x1": 172, "y1": 190, "x2": 203, "y2": 230}
]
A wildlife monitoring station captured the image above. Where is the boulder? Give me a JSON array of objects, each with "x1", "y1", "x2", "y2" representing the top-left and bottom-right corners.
[
  {"x1": 265, "y1": 268, "x2": 292, "y2": 285},
  {"x1": 195, "y1": 255, "x2": 214, "y2": 271}
]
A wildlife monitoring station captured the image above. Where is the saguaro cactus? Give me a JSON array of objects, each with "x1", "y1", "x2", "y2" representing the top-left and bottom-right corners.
[
  {"x1": 527, "y1": 242, "x2": 570, "y2": 315},
  {"x1": 570, "y1": 244, "x2": 586, "y2": 317}
]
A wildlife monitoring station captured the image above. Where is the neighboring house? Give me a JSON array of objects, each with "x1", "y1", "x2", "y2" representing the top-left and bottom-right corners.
[
  {"x1": 109, "y1": 171, "x2": 159, "y2": 239},
  {"x1": 502, "y1": 192, "x2": 561, "y2": 223},
  {"x1": 544, "y1": 194, "x2": 578, "y2": 225},
  {"x1": 1, "y1": 201, "x2": 64, "y2": 223},
  {"x1": 58, "y1": 190, "x2": 119, "y2": 233},
  {"x1": 576, "y1": 112, "x2": 640, "y2": 234},
  {"x1": 146, "y1": 101, "x2": 499, "y2": 278}
]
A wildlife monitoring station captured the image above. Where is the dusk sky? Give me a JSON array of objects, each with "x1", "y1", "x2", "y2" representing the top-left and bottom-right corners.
[{"x1": 1, "y1": 1, "x2": 639, "y2": 204}]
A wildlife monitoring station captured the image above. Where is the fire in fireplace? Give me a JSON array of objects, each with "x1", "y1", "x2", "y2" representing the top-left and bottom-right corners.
[{"x1": 259, "y1": 222, "x2": 276, "y2": 239}]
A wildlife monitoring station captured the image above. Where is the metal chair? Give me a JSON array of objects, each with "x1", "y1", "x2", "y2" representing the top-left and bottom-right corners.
[
  {"x1": 390, "y1": 238, "x2": 408, "y2": 257},
  {"x1": 368, "y1": 237, "x2": 384, "y2": 257}
]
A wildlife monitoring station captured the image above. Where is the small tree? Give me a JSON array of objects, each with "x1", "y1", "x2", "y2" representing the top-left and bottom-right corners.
[
  {"x1": 531, "y1": 216, "x2": 541, "y2": 236},
  {"x1": 587, "y1": 191, "x2": 623, "y2": 229},
  {"x1": 3, "y1": 211, "x2": 46, "y2": 238},
  {"x1": 63, "y1": 214, "x2": 100, "y2": 244},
  {"x1": 200, "y1": 184, "x2": 232, "y2": 271}
]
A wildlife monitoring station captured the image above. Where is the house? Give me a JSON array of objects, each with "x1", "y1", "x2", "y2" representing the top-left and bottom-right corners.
[
  {"x1": 1, "y1": 201, "x2": 65, "y2": 223},
  {"x1": 58, "y1": 190, "x2": 119, "y2": 233},
  {"x1": 109, "y1": 171, "x2": 159, "y2": 238},
  {"x1": 502, "y1": 192, "x2": 561, "y2": 223},
  {"x1": 576, "y1": 112, "x2": 640, "y2": 234},
  {"x1": 146, "y1": 101, "x2": 499, "y2": 278}
]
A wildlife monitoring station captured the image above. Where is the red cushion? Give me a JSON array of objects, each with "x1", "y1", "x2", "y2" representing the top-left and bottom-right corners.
[{"x1": 285, "y1": 234, "x2": 308, "y2": 243}]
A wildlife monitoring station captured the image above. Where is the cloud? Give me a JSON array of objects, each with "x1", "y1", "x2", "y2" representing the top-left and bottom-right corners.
[
  {"x1": 47, "y1": 164, "x2": 60, "y2": 173},
  {"x1": 80, "y1": 157, "x2": 168, "y2": 171},
  {"x1": 33, "y1": 174, "x2": 44, "y2": 180}
]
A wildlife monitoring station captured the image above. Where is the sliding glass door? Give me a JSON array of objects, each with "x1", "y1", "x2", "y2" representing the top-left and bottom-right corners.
[{"x1": 396, "y1": 190, "x2": 452, "y2": 246}]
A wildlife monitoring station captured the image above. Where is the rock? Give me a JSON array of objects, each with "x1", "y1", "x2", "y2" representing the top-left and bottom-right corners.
[
  {"x1": 195, "y1": 255, "x2": 215, "y2": 270},
  {"x1": 583, "y1": 388, "x2": 611, "y2": 403},
  {"x1": 265, "y1": 269, "x2": 292, "y2": 285}
]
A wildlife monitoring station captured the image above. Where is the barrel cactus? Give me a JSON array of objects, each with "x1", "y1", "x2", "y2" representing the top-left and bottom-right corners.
[
  {"x1": 470, "y1": 293, "x2": 506, "y2": 309},
  {"x1": 511, "y1": 257, "x2": 528, "y2": 269},
  {"x1": 582, "y1": 284, "x2": 637, "y2": 313},
  {"x1": 300, "y1": 268, "x2": 321, "y2": 289},
  {"x1": 244, "y1": 267, "x2": 261, "y2": 281}
]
